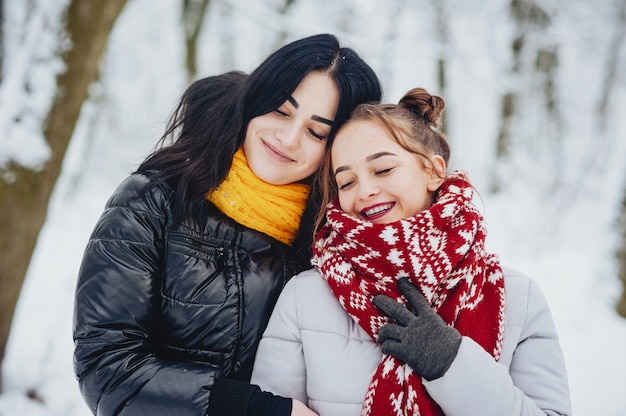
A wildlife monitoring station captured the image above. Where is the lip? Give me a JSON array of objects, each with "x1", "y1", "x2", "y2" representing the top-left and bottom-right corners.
[
  {"x1": 262, "y1": 139, "x2": 295, "y2": 163},
  {"x1": 360, "y1": 202, "x2": 395, "y2": 220}
]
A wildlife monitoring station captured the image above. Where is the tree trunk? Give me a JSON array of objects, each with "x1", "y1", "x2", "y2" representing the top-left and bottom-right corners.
[
  {"x1": 617, "y1": 184, "x2": 626, "y2": 318},
  {"x1": 0, "y1": 0, "x2": 4, "y2": 76},
  {"x1": 183, "y1": 0, "x2": 212, "y2": 81},
  {"x1": 0, "y1": 0, "x2": 127, "y2": 391}
]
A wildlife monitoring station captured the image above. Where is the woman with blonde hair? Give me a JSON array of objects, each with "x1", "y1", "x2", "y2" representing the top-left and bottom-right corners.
[{"x1": 251, "y1": 87, "x2": 571, "y2": 416}]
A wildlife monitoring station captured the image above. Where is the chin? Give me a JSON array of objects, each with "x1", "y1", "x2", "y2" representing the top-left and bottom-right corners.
[{"x1": 259, "y1": 174, "x2": 292, "y2": 186}]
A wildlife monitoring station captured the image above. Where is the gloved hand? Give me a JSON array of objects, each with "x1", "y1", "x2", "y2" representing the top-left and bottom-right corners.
[{"x1": 372, "y1": 277, "x2": 462, "y2": 381}]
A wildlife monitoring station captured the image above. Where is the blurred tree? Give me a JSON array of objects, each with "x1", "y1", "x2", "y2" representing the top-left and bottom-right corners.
[
  {"x1": 274, "y1": 0, "x2": 297, "y2": 47},
  {"x1": 491, "y1": 0, "x2": 553, "y2": 193},
  {"x1": 0, "y1": 0, "x2": 3, "y2": 75},
  {"x1": 0, "y1": 0, "x2": 127, "y2": 391},
  {"x1": 598, "y1": 0, "x2": 625, "y2": 133},
  {"x1": 611, "y1": 2, "x2": 626, "y2": 319},
  {"x1": 618, "y1": 186, "x2": 626, "y2": 318},
  {"x1": 183, "y1": 0, "x2": 211, "y2": 80}
]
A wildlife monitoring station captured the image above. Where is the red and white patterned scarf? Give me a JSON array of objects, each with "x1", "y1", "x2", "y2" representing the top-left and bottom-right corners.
[{"x1": 312, "y1": 171, "x2": 506, "y2": 416}]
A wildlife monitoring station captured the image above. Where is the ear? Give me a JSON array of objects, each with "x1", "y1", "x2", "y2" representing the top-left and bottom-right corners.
[{"x1": 427, "y1": 155, "x2": 446, "y2": 192}]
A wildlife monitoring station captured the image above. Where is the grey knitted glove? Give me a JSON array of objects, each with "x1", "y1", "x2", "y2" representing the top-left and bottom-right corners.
[{"x1": 372, "y1": 277, "x2": 462, "y2": 381}]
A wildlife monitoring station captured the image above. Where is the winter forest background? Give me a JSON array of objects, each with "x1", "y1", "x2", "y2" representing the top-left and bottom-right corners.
[{"x1": 1, "y1": 0, "x2": 626, "y2": 415}]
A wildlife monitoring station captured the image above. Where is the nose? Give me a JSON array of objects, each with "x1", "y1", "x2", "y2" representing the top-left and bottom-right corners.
[
  {"x1": 276, "y1": 122, "x2": 301, "y2": 149},
  {"x1": 357, "y1": 177, "x2": 379, "y2": 200}
]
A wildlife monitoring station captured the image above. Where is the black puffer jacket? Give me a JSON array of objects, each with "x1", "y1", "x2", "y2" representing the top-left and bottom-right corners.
[{"x1": 73, "y1": 172, "x2": 297, "y2": 415}]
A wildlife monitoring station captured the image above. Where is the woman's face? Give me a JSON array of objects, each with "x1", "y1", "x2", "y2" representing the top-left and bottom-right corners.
[
  {"x1": 243, "y1": 71, "x2": 339, "y2": 185},
  {"x1": 332, "y1": 120, "x2": 444, "y2": 224}
]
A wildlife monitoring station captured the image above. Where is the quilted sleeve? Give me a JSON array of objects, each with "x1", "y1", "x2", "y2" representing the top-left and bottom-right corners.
[
  {"x1": 73, "y1": 174, "x2": 220, "y2": 415},
  {"x1": 423, "y1": 273, "x2": 572, "y2": 416},
  {"x1": 250, "y1": 274, "x2": 308, "y2": 403}
]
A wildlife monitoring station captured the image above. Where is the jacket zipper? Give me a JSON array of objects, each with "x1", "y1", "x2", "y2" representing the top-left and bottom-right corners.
[{"x1": 168, "y1": 232, "x2": 226, "y2": 264}]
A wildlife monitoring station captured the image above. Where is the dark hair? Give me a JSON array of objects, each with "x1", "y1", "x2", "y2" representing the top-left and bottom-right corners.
[
  {"x1": 137, "y1": 34, "x2": 382, "y2": 269},
  {"x1": 315, "y1": 87, "x2": 450, "y2": 233}
]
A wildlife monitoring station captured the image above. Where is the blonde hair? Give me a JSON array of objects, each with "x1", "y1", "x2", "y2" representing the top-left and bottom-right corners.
[{"x1": 314, "y1": 87, "x2": 450, "y2": 233}]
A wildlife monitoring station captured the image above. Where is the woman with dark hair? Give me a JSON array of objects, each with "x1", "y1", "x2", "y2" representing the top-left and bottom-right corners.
[{"x1": 72, "y1": 33, "x2": 382, "y2": 416}]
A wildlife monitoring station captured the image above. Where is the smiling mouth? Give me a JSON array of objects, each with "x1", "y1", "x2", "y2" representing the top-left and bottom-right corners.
[
  {"x1": 263, "y1": 140, "x2": 295, "y2": 163},
  {"x1": 361, "y1": 202, "x2": 395, "y2": 219}
]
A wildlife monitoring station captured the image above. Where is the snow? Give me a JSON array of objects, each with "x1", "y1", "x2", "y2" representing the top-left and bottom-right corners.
[
  {"x1": 1, "y1": 0, "x2": 625, "y2": 415},
  {"x1": 0, "y1": 0, "x2": 67, "y2": 169}
]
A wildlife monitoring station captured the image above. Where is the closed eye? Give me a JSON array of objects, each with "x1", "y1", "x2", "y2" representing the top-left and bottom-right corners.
[
  {"x1": 376, "y1": 167, "x2": 393, "y2": 175},
  {"x1": 338, "y1": 180, "x2": 354, "y2": 190},
  {"x1": 308, "y1": 128, "x2": 326, "y2": 141}
]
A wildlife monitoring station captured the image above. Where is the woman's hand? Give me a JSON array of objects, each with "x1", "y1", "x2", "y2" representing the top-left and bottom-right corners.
[
  {"x1": 291, "y1": 399, "x2": 319, "y2": 416},
  {"x1": 372, "y1": 277, "x2": 462, "y2": 381}
]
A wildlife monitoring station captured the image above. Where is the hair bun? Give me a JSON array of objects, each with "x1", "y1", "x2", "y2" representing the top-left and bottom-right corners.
[{"x1": 398, "y1": 87, "x2": 445, "y2": 128}]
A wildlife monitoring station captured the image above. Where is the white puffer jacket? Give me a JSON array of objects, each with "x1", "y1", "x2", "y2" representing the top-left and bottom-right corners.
[{"x1": 251, "y1": 267, "x2": 572, "y2": 416}]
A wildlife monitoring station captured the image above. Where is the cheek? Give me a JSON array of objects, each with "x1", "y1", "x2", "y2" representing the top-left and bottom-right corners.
[
  {"x1": 337, "y1": 193, "x2": 350, "y2": 213},
  {"x1": 242, "y1": 122, "x2": 256, "y2": 148},
  {"x1": 245, "y1": 113, "x2": 272, "y2": 137},
  {"x1": 307, "y1": 144, "x2": 326, "y2": 170}
]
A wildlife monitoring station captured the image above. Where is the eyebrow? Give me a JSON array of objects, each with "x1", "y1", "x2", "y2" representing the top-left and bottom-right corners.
[
  {"x1": 288, "y1": 96, "x2": 334, "y2": 126},
  {"x1": 367, "y1": 151, "x2": 397, "y2": 162},
  {"x1": 334, "y1": 152, "x2": 397, "y2": 175},
  {"x1": 312, "y1": 115, "x2": 333, "y2": 126},
  {"x1": 287, "y1": 97, "x2": 299, "y2": 108}
]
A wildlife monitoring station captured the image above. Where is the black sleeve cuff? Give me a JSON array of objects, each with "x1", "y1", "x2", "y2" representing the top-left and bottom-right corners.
[{"x1": 208, "y1": 378, "x2": 291, "y2": 416}]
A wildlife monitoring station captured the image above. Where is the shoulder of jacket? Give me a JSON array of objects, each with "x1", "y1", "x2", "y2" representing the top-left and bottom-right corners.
[
  {"x1": 282, "y1": 268, "x2": 341, "y2": 317},
  {"x1": 287, "y1": 268, "x2": 330, "y2": 294},
  {"x1": 501, "y1": 266, "x2": 551, "y2": 328},
  {"x1": 502, "y1": 266, "x2": 532, "y2": 291},
  {"x1": 285, "y1": 268, "x2": 373, "y2": 341},
  {"x1": 501, "y1": 266, "x2": 547, "y2": 300},
  {"x1": 502, "y1": 267, "x2": 531, "y2": 309},
  {"x1": 106, "y1": 171, "x2": 174, "y2": 210}
]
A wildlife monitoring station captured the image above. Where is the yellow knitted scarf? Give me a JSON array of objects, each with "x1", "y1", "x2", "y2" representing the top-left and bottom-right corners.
[{"x1": 206, "y1": 148, "x2": 310, "y2": 246}]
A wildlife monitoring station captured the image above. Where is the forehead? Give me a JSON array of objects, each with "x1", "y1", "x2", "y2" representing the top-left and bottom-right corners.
[
  {"x1": 332, "y1": 120, "x2": 402, "y2": 161},
  {"x1": 290, "y1": 71, "x2": 339, "y2": 118}
]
